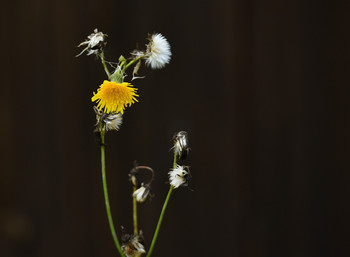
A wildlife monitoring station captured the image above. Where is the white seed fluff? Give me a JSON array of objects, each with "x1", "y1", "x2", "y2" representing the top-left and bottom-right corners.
[
  {"x1": 76, "y1": 29, "x2": 106, "y2": 56},
  {"x1": 168, "y1": 165, "x2": 188, "y2": 188},
  {"x1": 122, "y1": 236, "x2": 146, "y2": 257},
  {"x1": 145, "y1": 33, "x2": 172, "y2": 69},
  {"x1": 104, "y1": 113, "x2": 123, "y2": 131}
]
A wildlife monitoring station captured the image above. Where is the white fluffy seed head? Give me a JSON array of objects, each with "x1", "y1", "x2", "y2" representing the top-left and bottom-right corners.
[
  {"x1": 87, "y1": 30, "x2": 105, "y2": 48},
  {"x1": 168, "y1": 165, "x2": 189, "y2": 188},
  {"x1": 104, "y1": 113, "x2": 123, "y2": 131},
  {"x1": 94, "y1": 106, "x2": 123, "y2": 131},
  {"x1": 76, "y1": 29, "x2": 107, "y2": 56},
  {"x1": 145, "y1": 33, "x2": 172, "y2": 69}
]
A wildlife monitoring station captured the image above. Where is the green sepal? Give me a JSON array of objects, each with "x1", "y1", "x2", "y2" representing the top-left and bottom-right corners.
[{"x1": 110, "y1": 69, "x2": 124, "y2": 83}]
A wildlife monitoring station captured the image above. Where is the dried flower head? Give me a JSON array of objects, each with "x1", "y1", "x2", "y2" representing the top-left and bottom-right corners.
[
  {"x1": 173, "y1": 131, "x2": 190, "y2": 160},
  {"x1": 76, "y1": 29, "x2": 107, "y2": 57},
  {"x1": 94, "y1": 106, "x2": 123, "y2": 131},
  {"x1": 145, "y1": 33, "x2": 171, "y2": 69},
  {"x1": 133, "y1": 184, "x2": 151, "y2": 203},
  {"x1": 121, "y1": 234, "x2": 146, "y2": 257},
  {"x1": 131, "y1": 50, "x2": 145, "y2": 59},
  {"x1": 168, "y1": 165, "x2": 191, "y2": 188},
  {"x1": 91, "y1": 80, "x2": 139, "y2": 114}
]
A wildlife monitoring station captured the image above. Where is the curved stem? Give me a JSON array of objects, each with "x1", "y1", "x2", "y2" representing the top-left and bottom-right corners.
[
  {"x1": 100, "y1": 129, "x2": 125, "y2": 257},
  {"x1": 100, "y1": 52, "x2": 111, "y2": 78},
  {"x1": 146, "y1": 152, "x2": 177, "y2": 257}
]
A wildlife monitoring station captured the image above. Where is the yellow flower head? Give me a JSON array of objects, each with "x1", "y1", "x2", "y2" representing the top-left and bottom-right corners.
[{"x1": 91, "y1": 80, "x2": 139, "y2": 114}]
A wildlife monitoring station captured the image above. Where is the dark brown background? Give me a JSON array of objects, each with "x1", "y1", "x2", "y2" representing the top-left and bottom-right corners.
[{"x1": 1, "y1": 0, "x2": 350, "y2": 257}]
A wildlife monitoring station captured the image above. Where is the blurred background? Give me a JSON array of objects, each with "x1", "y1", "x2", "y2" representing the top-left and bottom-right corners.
[{"x1": 1, "y1": 0, "x2": 350, "y2": 256}]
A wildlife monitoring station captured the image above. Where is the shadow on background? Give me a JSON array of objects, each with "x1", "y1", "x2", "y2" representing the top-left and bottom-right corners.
[{"x1": 1, "y1": 0, "x2": 350, "y2": 257}]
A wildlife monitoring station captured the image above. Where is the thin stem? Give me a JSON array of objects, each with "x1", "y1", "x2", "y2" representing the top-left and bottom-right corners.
[
  {"x1": 146, "y1": 151, "x2": 177, "y2": 257},
  {"x1": 146, "y1": 186, "x2": 174, "y2": 257},
  {"x1": 173, "y1": 151, "x2": 177, "y2": 169},
  {"x1": 100, "y1": 52, "x2": 111, "y2": 78},
  {"x1": 100, "y1": 129, "x2": 125, "y2": 257},
  {"x1": 133, "y1": 185, "x2": 138, "y2": 235},
  {"x1": 122, "y1": 56, "x2": 143, "y2": 72}
]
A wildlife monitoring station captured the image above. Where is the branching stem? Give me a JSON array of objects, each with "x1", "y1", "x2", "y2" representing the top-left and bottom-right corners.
[{"x1": 123, "y1": 56, "x2": 143, "y2": 72}]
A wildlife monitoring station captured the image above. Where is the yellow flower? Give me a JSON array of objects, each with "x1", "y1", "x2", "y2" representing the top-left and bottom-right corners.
[{"x1": 91, "y1": 80, "x2": 139, "y2": 114}]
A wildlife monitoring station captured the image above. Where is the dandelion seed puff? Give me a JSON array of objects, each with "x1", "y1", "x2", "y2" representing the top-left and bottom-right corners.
[
  {"x1": 145, "y1": 33, "x2": 172, "y2": 69},
  {"x1": 168, "y1": 165, "x2": 190, "y2": 188},
  {"x1": 104, "y1": 113, "x2": 123, "y2": 131},
  {"x1": 94, "y1": 106, "x2": 123, "y2": 131}
]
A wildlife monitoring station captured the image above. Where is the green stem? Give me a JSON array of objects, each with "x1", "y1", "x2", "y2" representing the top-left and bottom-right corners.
[
  {"x1": 173, "y1": 151, "x2": 177, "y2": 169},
  {"x1": 100, "y1": 129, "x2": 125, "y2": 257},
  {"x1": 146, "y1": 186, "x2": 174, "y2": 257},
  {"x1": 122, "y1": 56, "x2": 143, "y2": 72},
  {"x1": 100, "y1": 52, "x2": 111, "y2": 78},
  {"x1": 133, "y1": 186, "x2": 138, "y2": 235},
  {"x1": 146, "y1": 152, "x2": 177, "y2": 257}
]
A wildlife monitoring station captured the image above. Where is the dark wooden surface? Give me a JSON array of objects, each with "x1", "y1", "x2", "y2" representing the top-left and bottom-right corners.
[{"x1": 1, "y1": 0, "x2": 350, "y2": 256}]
